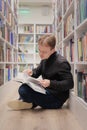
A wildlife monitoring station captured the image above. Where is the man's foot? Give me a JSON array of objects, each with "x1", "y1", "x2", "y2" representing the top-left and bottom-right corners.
[{"x1": 7, "y1": 100, "x2": 33, "y2": 110}]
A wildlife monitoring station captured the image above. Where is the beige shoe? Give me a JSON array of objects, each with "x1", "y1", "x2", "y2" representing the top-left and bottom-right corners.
[{"x1": 7, "y1": 100, "x2": 33, "y2": 110}]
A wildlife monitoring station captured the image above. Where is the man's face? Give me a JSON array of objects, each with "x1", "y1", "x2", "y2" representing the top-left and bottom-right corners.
[{"x1": 38, "y1": 45, "x2": 54, "y2": 60}]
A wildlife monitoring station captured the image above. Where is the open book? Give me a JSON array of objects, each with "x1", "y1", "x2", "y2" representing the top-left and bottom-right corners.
[{"x1": 14, "y1": 73, "x2": 46, "y2": 94}]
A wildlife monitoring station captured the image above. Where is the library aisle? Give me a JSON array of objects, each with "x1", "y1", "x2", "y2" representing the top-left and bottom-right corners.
[
  {"x1": 0, "y1": 0, "x2": 87, "y2": 130},
  {"x1": 0, "y1": 81, "x2": 83, "y2": 130}
]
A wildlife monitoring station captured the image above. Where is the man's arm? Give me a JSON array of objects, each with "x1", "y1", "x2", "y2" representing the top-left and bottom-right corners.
[
  {"x1": 31, "y1": 61, "x2": 42, "y2": 78},
  {"x1": 49, "y1": 62, "x2": 74, "y2": 91}
]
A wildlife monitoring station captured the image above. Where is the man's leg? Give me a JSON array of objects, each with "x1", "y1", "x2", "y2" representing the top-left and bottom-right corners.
[{"x1": 18, "y1": 83, "x2": 63, "y2": 109}]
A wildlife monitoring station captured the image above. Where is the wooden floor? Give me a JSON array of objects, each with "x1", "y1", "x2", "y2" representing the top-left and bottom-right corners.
[{"x1": 0, "y1": 81, "x2": 84, "y2": 130}]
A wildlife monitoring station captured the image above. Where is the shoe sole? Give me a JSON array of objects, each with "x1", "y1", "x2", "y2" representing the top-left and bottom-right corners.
[{"x1": 7, "y1": 100, "x2": 33, "y2": 110}]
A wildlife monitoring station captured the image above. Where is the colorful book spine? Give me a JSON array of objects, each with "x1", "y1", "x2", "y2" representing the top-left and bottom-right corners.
[{"x1": 77, "y1": 38, "x2": 83, "y2": 61}]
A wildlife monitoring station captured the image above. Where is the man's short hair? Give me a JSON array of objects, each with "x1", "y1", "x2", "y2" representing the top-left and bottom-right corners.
[{"x1": 38, "y1": 34, "x2": 56, "y2": 49}]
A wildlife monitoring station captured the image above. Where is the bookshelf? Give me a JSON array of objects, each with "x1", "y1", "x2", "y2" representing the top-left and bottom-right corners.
[
  {"x1": 18, "y1": 23, "x2": 52, "y2": 72},
  {"x1": 0, "y1": 0, "x2": 18, "y2": 86},
  {"x1": 18, "y1": 24, "x2": 35, "y2": 72},
  {"x1": 53, "y1": 0, "x2": 87, "y2": 130}
]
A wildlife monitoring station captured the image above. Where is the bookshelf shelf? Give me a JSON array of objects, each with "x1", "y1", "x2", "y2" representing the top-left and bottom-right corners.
[
  {"x1": 18, "y1": 62, "x2": 34, "y2": 64},
  {"x1": 18, "y1": 43, "x2": 34, "y2": 45},
  {"x1": 36, "y1": 33, "x2": 52, "y2": 35},
  {"x1": 53, "y1": 0, "x2": 87, "y2": 129},
  {"x1": 19, "y1": 33, "x2": 34, "y2": 35}
]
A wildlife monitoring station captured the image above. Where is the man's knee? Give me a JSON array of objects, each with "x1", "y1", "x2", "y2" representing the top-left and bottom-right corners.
[
  {"x1": 18, "y1": 83, "x2": 33, "y2": 95},
  {"x1": 18, "y1": 84, "x2": 28, "y2": 95}
]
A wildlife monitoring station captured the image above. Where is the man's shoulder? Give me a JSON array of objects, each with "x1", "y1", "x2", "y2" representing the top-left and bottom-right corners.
[
  {"x1": 57, "y1": 53, "x2": 67, "y2": 64},
  {"x1": 56, "y1": 53, "x2": 71, "y2": 69}
]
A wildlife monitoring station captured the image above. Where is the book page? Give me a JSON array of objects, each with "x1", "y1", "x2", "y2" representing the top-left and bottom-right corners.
[
  {"x1": 27, "y1": 82, "x2": 46, "y2": 94},
  {"x1": 14, "y1": 73, "x2": 46, "y2": 94},
  {"x1": 26, "y1": 76, "x2": 41, "y2": 85}
]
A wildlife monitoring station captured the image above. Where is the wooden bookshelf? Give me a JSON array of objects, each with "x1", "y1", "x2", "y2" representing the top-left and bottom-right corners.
[
  {"x1": 0, "y1": 0, "x2": 18, "y2": 86},
  {"x1": 53, "y1": 0, "x2": 87, "y2": 130}
]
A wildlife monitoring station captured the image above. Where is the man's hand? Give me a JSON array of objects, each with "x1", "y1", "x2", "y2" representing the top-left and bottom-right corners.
[
  {"x1": 39, "y1": 79, "x2": 50, "y2": 88},
  {"x1": 23, "y1": 69, "x2": 33, "y2": 76}
]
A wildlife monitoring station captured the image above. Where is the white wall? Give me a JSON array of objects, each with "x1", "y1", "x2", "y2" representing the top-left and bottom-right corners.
[{"x1": 18, "y1": 6, "x2": 53, "y2": 24}]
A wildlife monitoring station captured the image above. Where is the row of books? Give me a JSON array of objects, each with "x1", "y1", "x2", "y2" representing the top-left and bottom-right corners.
[
  {"x1": 5, "y1": 65, "x2": 17, "y2": 82},
  {"x1": 18, "y1": 35, "x2": 34, "y2": 43},
  {"x1": 19, "y1": 25, "x2": 34, "y2": 33},
  {"x1": 0, "y1": 0, "x2": 17, "y2": 17},
  {"x1": 0, "y1": 46, "x2": 18, "y2": 62},
  {"x1": 0, "y1": 18, "x2": 14, "y2": 45},
  {"x1": 36, "y1": 25, "x2": 52, "y2": 33},
  {"x1": 77, "y1": 70, "x2": 87, "y2": 102},
  {"x1": 18, "y1": 25, "x2": 53, "y2": 34},
  {"x1": 64, "y1": 38, "x2": 74, "y2": 62},
  {"x1": 77, "y1": 32, "x2": 87, "y2": 62},
  {"x1": 0, "y1": 0, "x2": 13, "y2": 26},
  {"x1": 0, "y1": 66, "x2": 17, "y2": 85},
  {"x1": 64, "y1": 13, "x2": 74, "y2": 37},
  {"x1": 64, "y1": 32, "x2": 87, "y2": 62},
  {"x1": 76, "y1": 0, "x2": 87, "y2": 25}
]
